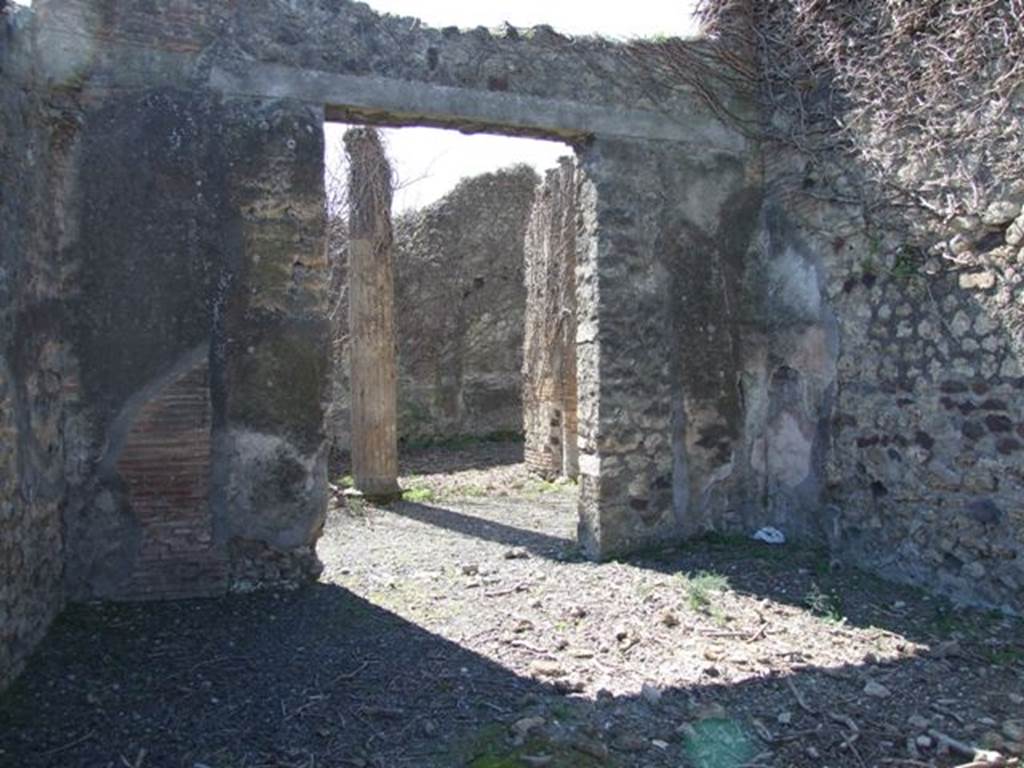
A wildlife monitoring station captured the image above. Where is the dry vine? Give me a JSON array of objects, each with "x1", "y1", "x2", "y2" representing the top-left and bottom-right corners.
[{"x1": 623, "y1": 0, "x2": 1024, "y2": 245}]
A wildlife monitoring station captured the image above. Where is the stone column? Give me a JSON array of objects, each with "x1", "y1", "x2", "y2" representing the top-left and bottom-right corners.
[
  {"x1": 344, "y1": 128, "x2": 400, "y2": 498},
  {"x1": 523, "y1": 157, "x2": 579, "y2": 480}
]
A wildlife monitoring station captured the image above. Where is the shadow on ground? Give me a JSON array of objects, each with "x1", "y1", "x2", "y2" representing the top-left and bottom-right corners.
[
  {"x1": 333, "y1": 440, "x2": 527, "y2": 480},
  {"x1": 385, "y1": 498, "x2": 1021, "y2": 651},
  {"x1": 389, "y1": 501, "x2": 575, "y2": 560},
  {"x1": 3, "y1": 545, "x2": 1022, "y2": 766}
]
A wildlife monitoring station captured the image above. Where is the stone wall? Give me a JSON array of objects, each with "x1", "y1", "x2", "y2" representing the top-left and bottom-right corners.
[
  {"x1": 741, "y1": 145, "x2": 1024, "y2": 612},
  {"x1": 1, "y1": 2, "x2": 333, "y2": 605},
  {"x1": 701, "y1": 0, "x2": 1024, "y2": 614},
  {"x1": 8, "y1": 0, "x2": 1019, "y2": 694},
  {"x1": 17, "y1": 0, "x2": 751, "y2": 602},
  {"x1": 573, "y1": 136, "x2": 761, "y2": 559},
  {"x1": 0, "y1": 5, "x2": 69, "y2": 690},
  {"x1": 330, "y1": 165, "x2": 539, "y2": 451},
  {"x1": 523, "y1": 158, "x2": 579, "y2": 479},
  {"x1": 57, "y1": 89, "x2": 330, "y2": 601}
]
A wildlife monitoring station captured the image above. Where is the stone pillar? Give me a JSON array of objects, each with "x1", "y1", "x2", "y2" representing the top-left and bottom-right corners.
[
  {"x1": 573, "y1": 135, "x2": 754, "y2": 560},
  {"x1": 523, "y1": 157, "x2": 579, "y2": 480},
  {"x1": 574, "y1": 138, "x2": 676, "y2": 559},
  {"x1": 344, "y1": 128, "x2": 400, "y2": 498}
]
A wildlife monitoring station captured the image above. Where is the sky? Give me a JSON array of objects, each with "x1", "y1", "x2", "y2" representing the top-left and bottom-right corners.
[{"x1": 327, "y1": 0, "x2": 700, "y2": 211}]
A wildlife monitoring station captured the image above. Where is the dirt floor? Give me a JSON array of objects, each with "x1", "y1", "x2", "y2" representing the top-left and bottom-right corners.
[{"x1": 2, "y1": 440, "x2": 1023, "y2": 768}]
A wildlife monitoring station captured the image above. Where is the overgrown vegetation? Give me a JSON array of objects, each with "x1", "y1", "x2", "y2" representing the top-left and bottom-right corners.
[
  {"x1": 624, "y1": 0, "x2": 1024, "y2": 247},
  {"x1": 804, "y1": 581, "x2": 845, "y2": 623},
  {"x1": 679, "y1": 570, "x2": 730, "y2": 613},
  {"x1": 401, "y1": 485, "x2": 436, "y2": 503}
]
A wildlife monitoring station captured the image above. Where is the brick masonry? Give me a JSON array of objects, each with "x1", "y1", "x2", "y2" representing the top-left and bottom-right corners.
[{"x1": 114, "y1": 360, "x2": 227, "y2": 600}]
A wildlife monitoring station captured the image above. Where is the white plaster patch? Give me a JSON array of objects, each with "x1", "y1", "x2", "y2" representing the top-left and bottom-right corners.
[
  {"x1": 767, "y1": 413, "x2": 813, "y2": 488},
  {"x1": 578, "y1": 452, "x2": 601, "y2": 477},
  {"x1": 750, "y1": 436, "x2": 766, "y2": 475},
  {"x1": 770, "y1": 245, "x2": 821, "y2": 320},
  {"x1": 787, "y1": 326, "x2": 837, "y2": 384}
]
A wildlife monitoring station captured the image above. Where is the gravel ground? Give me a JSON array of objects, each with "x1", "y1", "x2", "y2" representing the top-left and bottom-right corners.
[{"x1": 2, "y1": 441, "x2": 1023, "y2": 768}]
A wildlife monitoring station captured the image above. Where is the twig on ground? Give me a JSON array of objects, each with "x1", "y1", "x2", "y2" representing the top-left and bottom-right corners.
[
  {"x1": 329, "y1": 661, "x2": 369, "y2": 686},
  {"x1": 931, "y1": 702, "x2": 968, "y2": 726},
  {"x1": 40, "y1": 731, "x2": 96, "y2": 759},
  {"x1": 786, "y1": 677, "x2": 816, "y2": 713},
  {"x1": 928, "y1": 729, "x2": 1006, "y2": 766}
]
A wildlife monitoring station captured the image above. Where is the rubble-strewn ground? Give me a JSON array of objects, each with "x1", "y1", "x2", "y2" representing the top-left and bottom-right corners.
[{"x1": 2, "y1": 441, "x2": 1023, "y2": 768}]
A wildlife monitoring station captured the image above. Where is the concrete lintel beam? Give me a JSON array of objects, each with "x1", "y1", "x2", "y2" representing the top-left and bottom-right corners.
[{"x1": 209, "y1": 63, "x2": 746, "y2": 152}]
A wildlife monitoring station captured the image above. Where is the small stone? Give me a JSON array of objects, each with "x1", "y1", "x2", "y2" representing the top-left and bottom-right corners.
[
  {"x1": 777, "y1": 710, "x2": 793, "y2": 725},
  {"x1": 651, "y1": 740, "x2": 669, "y2": 750},
  {"x1": 658, "y1": 609, "x2": 680, "y2": 628},
  {"x1": 980, "y1": 731, "x2": 1006, "y2": 750},
  {"x1": 504, "y1": 547, "x2": 529, "y2": 560},
  {"x1": 968, "y1": 498, "x2": 1003, "y2": 526},
  {"x1": 805, "y1": 746, "x2": 821, "y2": 760},
  {"x1": 1006, "y1": 218, "x2": 1024, "y2": 246},
  {"x1": 982, "y1": 200, "x2": 1021, "y2": 226},
  {"x1": 915, "y1": 735, "x2": 933, "y2": 749},
  {"x1": 461, "y1": 564, "x2": 479, "y2": 576},
  {"x1": 511, "y1": 716, "x2": 546, "y2": 739},
  {"x1": 952, "y1": 214, "x2": 981, "y2": 233},
  {"x1": 695, "y1": 702, "x2": 728, "y2": 721},
  {"x1": 641, "y1": 683, "x2": 662, "y2": 706},
  {"x1": 908, "y1": 714, "x2": 930, "y2": 729},
  {"x1": 529, "y1": 660, "x2": 566, "y2": 678},
  {"x1": 959, "y1": 271, "x2": 997, "y2": 290},
  {"x1": 1009, "y1": 693, "x2": 1024, "y2": 705},
  {"x1": 863, "y1": 681, "x2": 891, "y2": 698},
  {"x1": 553, "y1": 678, "x2": 585, "y2": 694},
  {"x1": 569, "y1": 736, "x2": 609, "y2": 761},
  {"x1": 677, "y1": 722, "x2": 699, "y2": 739},
  {"x1": 512, "y1": 618, "x2": 534, "y2": 633},
  {"x1": 520, "y1": 756, "x2": 553, "y2": 767},
  {"x1": 964, "y1": 561, "x2": 986, "y2": 579},
  {"x1": 1003, "y1": 720, "x2": 1024, "y2": 742},
  {"x1": 611, "y1": 733, "x2": 648, "y2": 752}
]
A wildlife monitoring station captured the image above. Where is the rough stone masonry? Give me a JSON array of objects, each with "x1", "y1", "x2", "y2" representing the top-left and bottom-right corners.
[
  {"x1": 329, "y1": 164, "x2": 539, "y2": 451},
  {"x1": 1, "y1": 0, "x2": 1022, "y2": 691},
  {"x1": 523, "y1": 158, "x2": 580, "y2": 481}
]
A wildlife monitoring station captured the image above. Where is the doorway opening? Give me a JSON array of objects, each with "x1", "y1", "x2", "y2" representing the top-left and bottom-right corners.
[{"x1": 322, "y1": 122, "x2": 583, "y2": 549}]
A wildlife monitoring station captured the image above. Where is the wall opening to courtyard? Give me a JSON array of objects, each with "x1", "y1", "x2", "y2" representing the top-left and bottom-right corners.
[{"x1": 321, "y1": 120, "x2": 583, "y2": 521}]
